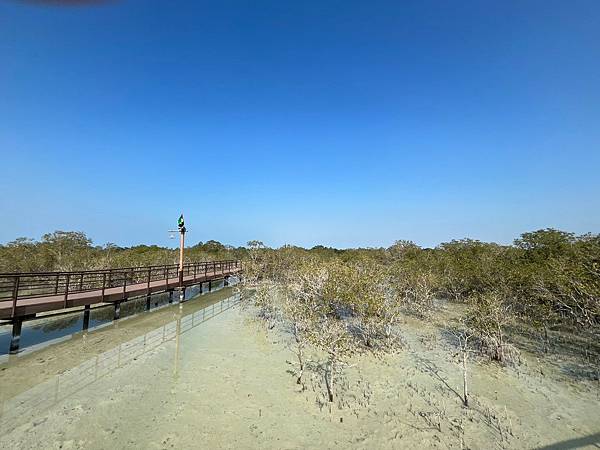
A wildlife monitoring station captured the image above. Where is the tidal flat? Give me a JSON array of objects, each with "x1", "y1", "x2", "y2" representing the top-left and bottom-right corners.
[{"x1": 0, "y1": 290, "x2": 598, "y2": 449}]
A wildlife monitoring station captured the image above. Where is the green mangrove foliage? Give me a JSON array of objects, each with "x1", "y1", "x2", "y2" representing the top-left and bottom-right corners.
[
  {"x1": 239, "y1": 228, "x2": 599, "y2": 405},
  {"x1": 2, "y1": 228, "x2": 598, "y2": 372}
]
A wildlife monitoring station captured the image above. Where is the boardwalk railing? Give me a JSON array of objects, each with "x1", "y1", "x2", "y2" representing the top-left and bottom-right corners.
[{"x1": 0, "y1": 260, "x2": 242, "y2": 318}]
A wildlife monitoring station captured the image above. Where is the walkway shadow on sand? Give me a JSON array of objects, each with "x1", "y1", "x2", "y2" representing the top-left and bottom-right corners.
[{"x1": 536, "y1": 432, "x2": 600, "y2": 449}]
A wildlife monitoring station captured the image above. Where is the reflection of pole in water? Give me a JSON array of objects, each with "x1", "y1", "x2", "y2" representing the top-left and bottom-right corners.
[
  {"x1": 54, "y1": 376, "x2": 60, "y2": 402},
  {"x1": 0, "y1": 295, "x2": 240, "y2": 435},
  {"x1": 82, "y1": 305, "x2": 90, "y2": 331},
  {"x1": 173, "y1": 312, "x2": 182, "y2": 379}
]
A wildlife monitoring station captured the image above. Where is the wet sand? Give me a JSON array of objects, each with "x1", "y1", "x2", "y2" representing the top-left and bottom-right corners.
[{"x1": 0, "y1": 293, "x2": 599, "y2": 449}]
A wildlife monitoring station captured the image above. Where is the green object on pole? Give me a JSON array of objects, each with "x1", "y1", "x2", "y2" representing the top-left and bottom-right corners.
[{"x1": 178, "y1": 214, "x2": 184, "y2": 229}]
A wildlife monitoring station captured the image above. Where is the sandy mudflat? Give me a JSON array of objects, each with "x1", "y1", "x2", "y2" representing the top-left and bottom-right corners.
[{"x1": 0, "y1": 293, "x2": 599, "y2": 449}]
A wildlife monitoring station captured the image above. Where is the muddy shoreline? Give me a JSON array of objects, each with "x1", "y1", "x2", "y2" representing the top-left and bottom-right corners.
[{"x1": 1, "y1": 295, "x2": 599, "y2": 449}]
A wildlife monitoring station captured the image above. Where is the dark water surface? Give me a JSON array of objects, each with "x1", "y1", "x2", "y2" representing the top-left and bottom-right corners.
[
  {"x1": 0, "y1": 279, "x2": 230, "y2": 358},
  {"x1": 0, "y1": 284, "x2": 242, "y2": 440}
]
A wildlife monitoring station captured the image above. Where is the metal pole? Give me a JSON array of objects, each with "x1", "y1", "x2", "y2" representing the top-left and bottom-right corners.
[
  {"x1": 83, "y1": 305, "x2": 91, "y2": 331},
  {"x1": 147, "y1": 268, "x2": 151, "y2": 296},
  {"x1": 9, "y1": 319, "x2": 22, "y2": 354},
  {"x1": 179, "y1": 228, "x2": 185, "y2": 286},
  {"x1": 101, "y1": 272, "x2": 107, "y2": 302},
  {"x1": 63, "y1": 274, "x2": 70, "y2": 309},
  {"x1": 11, "y1": 276, "x2": 20, "y2": 318}
]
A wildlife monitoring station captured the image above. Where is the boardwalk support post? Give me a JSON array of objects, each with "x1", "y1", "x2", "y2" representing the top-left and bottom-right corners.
[
  {"x1": 224, "y1": 276, "x2": 229, "y2": 287},
  {"x1": 83, "y1": 305, "x2": 91, "y2": 331},
  {"x1": 208, "y1": 280, "x2": 212, "y2": 292},
  {"x1": 146, "y1": 295, "x2": 151, "y2": 311},
  {"x1": 9, "y1": 319, "x2": 23, "y2": 354},
  {"x1": 168, "y1": 290, "x2": 173, "y2": 303},
  {"x1": 63, "y1": 274, "x2": 70, "y2": 309},
  {"x1": 114, "y1": 301, "x2": 121, "y2": 321},
  {"x1": 11, "y1": 275, "x2": 20, "y2": 318},
  {"x1": 179, "y1": 287, "x2": 185, "y2": 303}
]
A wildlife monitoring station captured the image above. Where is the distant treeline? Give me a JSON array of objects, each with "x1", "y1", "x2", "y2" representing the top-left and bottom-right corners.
[
  {"x1": 0, "y1": 231, "x2": 248, "y2": 272},
  {"x1": 1, "y1": 228, "x2": 598, "y2": 345},
  {"x1": 1, "y1": 229, "x2": 598, "y2": 326},
  {"x1": 246, "y1": 229, "x2": 599, "y2": 330}
]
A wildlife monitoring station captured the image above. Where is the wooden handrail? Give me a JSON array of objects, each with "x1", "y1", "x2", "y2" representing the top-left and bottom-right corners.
[
  {"x1": 0, "y1": 260, "x2": 242, "y2": 303},
  {"x1": 0, "y1": 260, "x2": 238, "y2": 277}
]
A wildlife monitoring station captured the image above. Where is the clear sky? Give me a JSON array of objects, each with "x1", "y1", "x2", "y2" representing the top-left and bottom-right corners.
[{"x1": 1, "y1": 0, "x2": 599, "y2": 249}]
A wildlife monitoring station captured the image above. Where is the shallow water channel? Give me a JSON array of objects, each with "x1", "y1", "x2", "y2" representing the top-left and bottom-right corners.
[
  {"x1": 0, "y1": 280, "x2": 226, "y2": 358},
  {"x1": 0, "y1": 282, "x2": 241, "y2": 445}
]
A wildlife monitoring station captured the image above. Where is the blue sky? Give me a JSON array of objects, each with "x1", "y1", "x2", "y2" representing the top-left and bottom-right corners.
[{"x1": 1, "y1": 0, "x2": 599, "y2": 249}]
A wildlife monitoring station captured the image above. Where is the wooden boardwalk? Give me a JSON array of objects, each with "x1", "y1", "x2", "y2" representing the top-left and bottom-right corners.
[{"x1": 0, "y1": 260, "x2": 242, "y2": 321}]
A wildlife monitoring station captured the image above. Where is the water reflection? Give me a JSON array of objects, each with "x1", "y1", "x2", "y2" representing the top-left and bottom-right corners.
[
  {"x1": 0, "y1": 279, "x2": 227, "y2": 357},
  {"x1": 0, "y1": 291, "x2": 240, "y2": 435}
]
